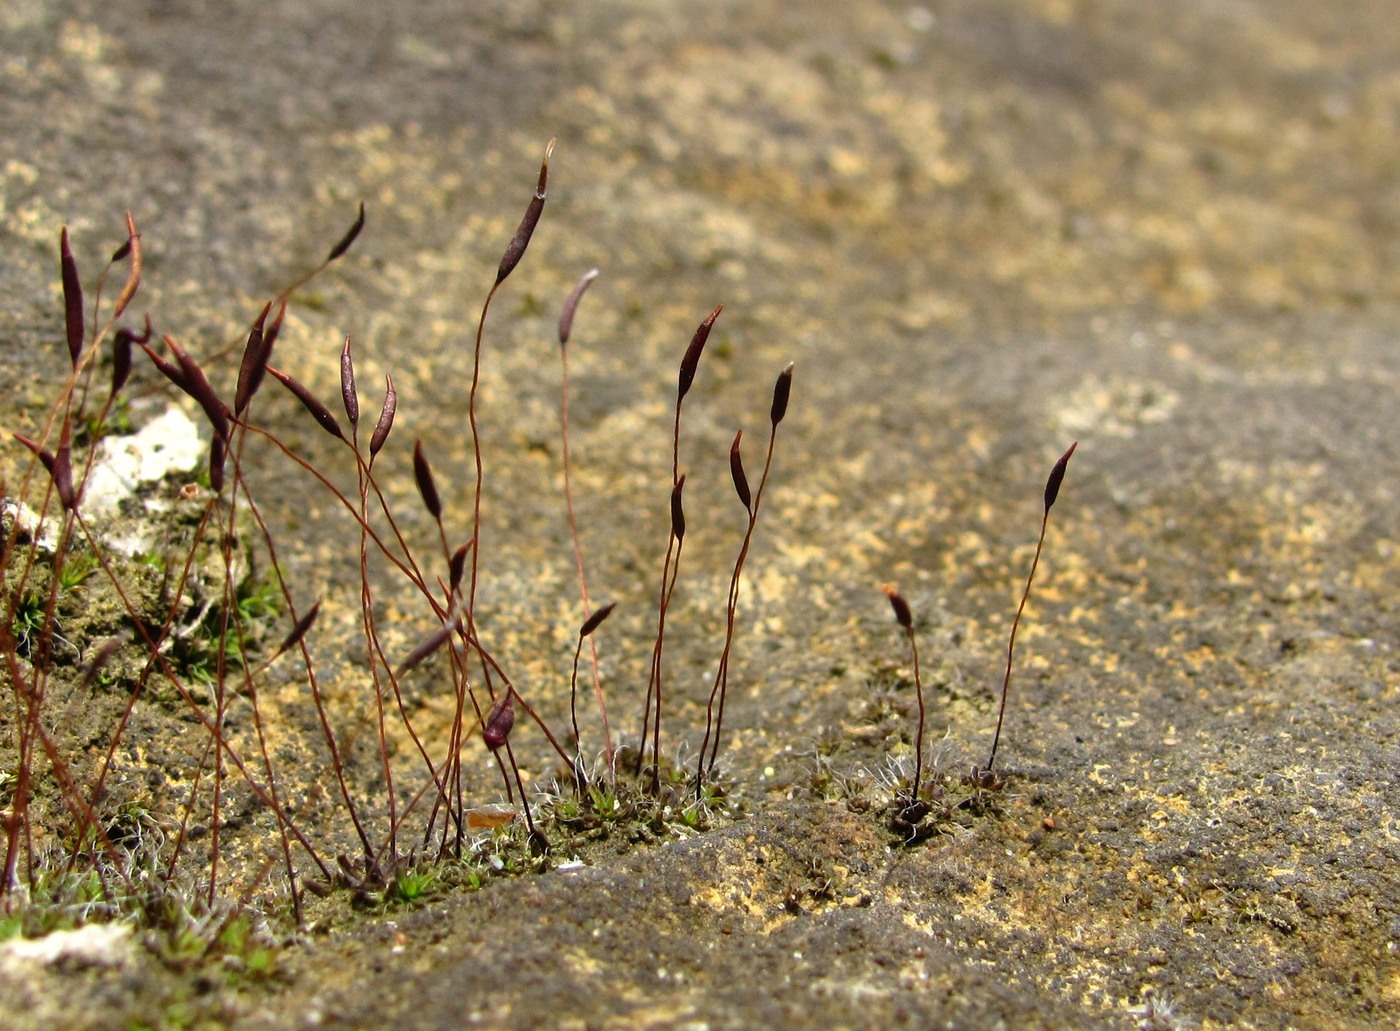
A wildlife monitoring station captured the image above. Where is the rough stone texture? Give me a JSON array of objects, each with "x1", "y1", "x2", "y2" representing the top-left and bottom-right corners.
[{"x1": 2, "y1": 0, "x2": 1398, "y2": 1028}]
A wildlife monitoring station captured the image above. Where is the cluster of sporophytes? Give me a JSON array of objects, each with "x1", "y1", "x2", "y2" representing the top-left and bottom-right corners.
[
  {"x1": 1, "y1": 137, "x2": 1077, "y2": 965},
  {"x1": 878, "y1": 442, "x2": 1077, "y2": 842},
  {"x1": 0, "y1": 141, "x2": 797, "y2": 942}
]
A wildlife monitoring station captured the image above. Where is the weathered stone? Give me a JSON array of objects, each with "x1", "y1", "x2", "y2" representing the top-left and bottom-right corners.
[{"x1": 2, "y1": 1, "x2": 1397, "y2": 1028}]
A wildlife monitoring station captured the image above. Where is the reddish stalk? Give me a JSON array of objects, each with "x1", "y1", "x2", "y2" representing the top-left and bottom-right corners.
[
  {"x1": 696, "y1": 363, "x2": 793, "y2": 794},
  {"x1": 880, "y1": 584, "x2": 926, "y2": 803},
  {"x1": 637, "y1": 307, "x2": 721, "y2": 790},
  {"x1": 455, "y1": 140, "x2": 554, "y2": 836},
  {"x1": 72, "y1": 513, "x2": 332, "y2": 884},
  {"x1": 569, "y1": 602, "x2": 616, "y2": 791},
  {"x1": 358, "y1": 448, "x2": 398, "y2": 864},
  {"x1": 979, "y1": 442, "x2": 1078, "y2": 781},
  {"x1": 557, "y1": 269, "x2": 614, "y2": 772},
  {"x1": 480, "y1": 691, "x2": 547, "y2": 851}
]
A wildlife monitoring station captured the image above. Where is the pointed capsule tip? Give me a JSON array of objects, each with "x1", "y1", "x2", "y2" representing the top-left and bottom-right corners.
[{"x1": 1043, "y1": 441, "x2": 1078, "y2": 512}]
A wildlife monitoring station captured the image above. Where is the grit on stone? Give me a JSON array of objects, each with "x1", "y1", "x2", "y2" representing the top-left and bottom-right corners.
[{"x1": 1, "y1": 1, "x2": 1397, "y2": 1028}]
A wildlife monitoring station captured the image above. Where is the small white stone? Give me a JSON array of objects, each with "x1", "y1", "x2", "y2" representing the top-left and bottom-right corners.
[
  {"x1": 0, "y1": 922, "x2": 135, "y2": 969},
  {"x1": 1, "y1": 499, "x2": 57, "y2": 551},
  {"x1": 83, "y1": 405, "x2": 205, "y2": 526}
]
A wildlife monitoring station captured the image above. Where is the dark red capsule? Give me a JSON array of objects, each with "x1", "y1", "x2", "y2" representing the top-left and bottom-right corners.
[
  {"x1": 340, "y1": 337, "x2": 359, "y2": 430},
  {"x1": 579, "y1": 601, "x2": 617, "y2": 639},
  {"x1": 678, "y1": 306, "x2": 721, "y2": 402},
  {"x1": 881, "y1": 583, "x2": 913, "y2": 630},
  {"x1": 267, "y1": 367, "x2": 346, "y2": 442},
  {"x1": 770, "y1": 363, "x2": 794, "y2": 426},
  {"x1": 1044, "y1": 441, "x2": 1078, "y2": 512},
  {"x1": 483, "y1": 693, "x2": 516, "y2": 751},
  {"x1": 670, "y1": 474, "x2": 687, "y2": 541},
  {"x1": 558, "y1": 268, "x2": 599, "y2": 348},
  {"x1": 234, "y1": 302, "x2": 273, "y2": 416},
  {"x1": 325, "y1": 202, "x2": 366, "y2": 264},
  {"x1": 60, "y1": 228, "x2": 84, "y2": 367},
  {"x1": 729, "y1": 430, "x2": 751, "y2": 510},
  {"x1": 496, "y1": 141, "x2": 553, "y2": 285},
  {"x1": 412, "y1": 440, "x2": 442, "y2": 521},
  {"x1": 368, "y1": 374, "x2": 397, "y2": 458}
]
